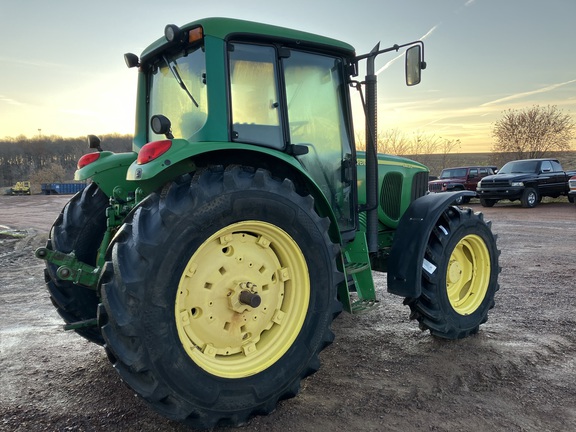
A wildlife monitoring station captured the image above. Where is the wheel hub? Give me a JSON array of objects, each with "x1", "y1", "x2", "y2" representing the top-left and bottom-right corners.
[
  {"x1": 175, "y1": 221, "x2": 309, "y2": 378},
  {"x1": 446, "y1": 234, "x2": 491, "y2": 316},
  {"x1": 447, "y1": 260, "x2": 462, "y2": 284},
  {"x1": 229, "y1": 281, "x2": 262, "y2": 313}
]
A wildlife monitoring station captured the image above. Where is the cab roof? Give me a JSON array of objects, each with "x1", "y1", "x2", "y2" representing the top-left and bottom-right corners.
[{"x1": 140, "y1": 17, "x2": 356, "y2": 60}]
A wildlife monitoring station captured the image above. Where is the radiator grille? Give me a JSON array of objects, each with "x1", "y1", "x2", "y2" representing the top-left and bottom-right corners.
[
  {"x1": 412, "y1": 171, "x2": 430, "y2": 200},
  {"x1": 428, "y1": 182, "x2": 442, "y2": 192},
  {"x1": 380, "y1": 172, "x2": 403, "y2": 220},
  {"x1": 481, "y1": 177, "x2": 509, "y2": 187}
]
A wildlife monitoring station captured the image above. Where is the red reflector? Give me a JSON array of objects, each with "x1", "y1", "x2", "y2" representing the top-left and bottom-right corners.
[
  {"x1": 137, "y1": 140, "x2": 172, "y2": 164},
  {"x1": 77, "y1": 152, "x2": 101, "y2": 169}
]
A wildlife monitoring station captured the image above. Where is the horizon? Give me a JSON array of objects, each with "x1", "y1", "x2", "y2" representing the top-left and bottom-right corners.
[{"x1": 1, "y1": 0, "x2": 575, "y2": 152}]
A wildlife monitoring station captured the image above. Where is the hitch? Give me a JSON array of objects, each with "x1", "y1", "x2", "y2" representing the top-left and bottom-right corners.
[{"x1": 35, "y1": 247, "x2": 100, "y2": 289}]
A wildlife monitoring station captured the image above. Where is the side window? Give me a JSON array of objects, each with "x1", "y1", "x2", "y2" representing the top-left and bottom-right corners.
[
  {"x1": 229, "y1": 43, "x2": 283, "y2": 148},
  {"x1": 283, "y1": 51, "x2": 355, "y2": 231},
  {"x1": 540, "y1": 161, "x2": 553, "y2": 172},
  {"x1": 551, "y1": 160, "x2": 563, "y2": 172},
  {"x1": 479, "y1": 168, "x2": 487, "y2": 176},
  {"x1": 469, "y1": 168, "x2": 478, "y2": 178}
]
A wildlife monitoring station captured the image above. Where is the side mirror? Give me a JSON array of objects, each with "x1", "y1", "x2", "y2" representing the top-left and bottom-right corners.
[{"x1": 405, "y1": 45, "x2": 425, "y2": 86}]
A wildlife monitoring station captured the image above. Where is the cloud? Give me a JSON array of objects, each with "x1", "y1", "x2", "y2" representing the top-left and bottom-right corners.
[
  {"x1": 0, "y1": 56, "x2": 64, "y2": 69},
  {"x1": 481, "y1": 79, "x2": 576, "y2": 107},
  {"x1": 465, "y1": 0, "x2": 476, "y2": 6},
  {"x1": 0, "y1": 95, "x2": 25, "y2": 106},
  {"x1": 421, "y1": 25, "x2": 439, "y2": 40}
]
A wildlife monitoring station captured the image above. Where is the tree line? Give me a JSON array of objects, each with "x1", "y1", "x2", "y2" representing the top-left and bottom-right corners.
[
  {"x1": 0, "y1": 134, "x2": 132, "y2": 188},
  {"x1": 1, "y1": 104, "x2": 573, "y2": 188}
]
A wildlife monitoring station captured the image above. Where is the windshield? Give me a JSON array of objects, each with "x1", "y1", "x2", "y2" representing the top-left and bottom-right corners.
[
  {"x1": 440, "y1": 168, "x2": 467, "y2": 179},
  {"x1": 498, "y1": 160, "x2": 538, "y2": 174},
  {"x1": 148, "y1": 47, "x2": 207, "y2": 140}
]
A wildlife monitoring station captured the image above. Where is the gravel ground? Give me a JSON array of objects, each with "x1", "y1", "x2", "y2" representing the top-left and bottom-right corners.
[{"x1": 1, "y1": 194, "x2": 575, "y2": 432}]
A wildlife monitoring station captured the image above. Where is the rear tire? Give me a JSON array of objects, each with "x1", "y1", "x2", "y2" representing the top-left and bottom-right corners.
[
  {"x1": 100, "y1": 166, "x2": 342, "y2": 428},
  {"x1": 405, "y1": 206, "x2": 500, "y2": 339},
  {"x1": 44, "y1": 183, "x2": 108, "y2": 345}
]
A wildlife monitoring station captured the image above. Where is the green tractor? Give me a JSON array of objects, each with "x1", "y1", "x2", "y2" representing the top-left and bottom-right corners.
[{"x1": 36, "y1": 18, "x2": 499, "y2": 429}]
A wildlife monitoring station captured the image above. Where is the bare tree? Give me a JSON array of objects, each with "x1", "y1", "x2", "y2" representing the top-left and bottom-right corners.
[
  {"x1": 492, "y1": 105, "x2": 575, "y2": 158},
  {"x1": 0, "y1": 134, "x2": 132, "y2": 187},
  {"x1": 439, "y1": 137, "x2": 461, "y2": 168},
  {"x1": 377, "y1": 128, "x2": 412, "y2": 155}
]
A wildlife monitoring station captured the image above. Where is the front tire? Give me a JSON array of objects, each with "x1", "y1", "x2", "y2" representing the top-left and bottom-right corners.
[
  {"x1": 100, "y1": 166, "x2": 342, "y2": 428},
  {"x1": 405, "y1": 206, "x2": 500, "y2": 339},
  {"x1": 480, "y1": 198, "x2": 497, "y2": 207},
  {"x1": 521, "y1": 187, "x2": 539, "y2": 208}
]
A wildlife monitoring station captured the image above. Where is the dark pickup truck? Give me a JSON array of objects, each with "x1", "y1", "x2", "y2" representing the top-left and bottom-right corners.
[
  {"x1": 428, "y1": 166, "x2": 497, "y2": 204},
  {"x1": 476, "y1": 158, "x2": 576, "y2": 208}
]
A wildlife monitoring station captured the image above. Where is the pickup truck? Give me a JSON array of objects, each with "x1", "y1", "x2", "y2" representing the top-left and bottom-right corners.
[
  {"x1": 569, "y1": 175, "x2": 576, "y2": 206},
  {"x1": 476, "y1": 158, "x2": 576, "y2": 208},
  {"x1": 428, "y1": 166, "x2": 497, "y2": 204}
]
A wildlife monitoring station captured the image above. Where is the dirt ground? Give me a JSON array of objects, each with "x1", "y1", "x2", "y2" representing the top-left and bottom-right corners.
[{"x1": 1, "y1": 194, "x2": 575, "y2": 432}]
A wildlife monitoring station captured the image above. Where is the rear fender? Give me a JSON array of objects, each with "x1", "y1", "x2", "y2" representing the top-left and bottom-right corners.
[
  {"x1": 74, "y1": 151, "x2": 137, "y2": 197},
  {"x1": 387, "y1": 191, "x2": 475, "y2": 298},
  {"x1": 127, "y1": 140, "x2": 344, "y2": 243}
]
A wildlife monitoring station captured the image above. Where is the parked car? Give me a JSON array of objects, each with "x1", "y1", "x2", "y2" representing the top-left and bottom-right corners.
[
  {"x1": 569, "y1": 175, "x2": 576, "y2": 205},
  {"x1": 476, "y1": 158, "x2": 576, "y2": 208},
  {"x1": 428, "y1": 166, "x2": 497, "y2": 204}
]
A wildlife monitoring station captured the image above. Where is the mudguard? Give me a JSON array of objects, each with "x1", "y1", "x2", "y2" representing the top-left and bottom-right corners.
[
  {"x1": 387, "y1": 190, "x2": 475, "y2": 298},
  {"x1": 74, "y1": 151, "x2": 137, "y2": 197}
]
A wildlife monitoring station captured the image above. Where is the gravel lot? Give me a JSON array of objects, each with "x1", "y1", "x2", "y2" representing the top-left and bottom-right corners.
[{"x1": 1, "y1": 194, "x2": 575, "y2": 431}]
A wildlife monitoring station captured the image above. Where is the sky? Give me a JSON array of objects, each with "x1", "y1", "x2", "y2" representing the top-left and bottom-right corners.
[{"x1": 1, "y1": 0, "x2": 575, "y2": 152}]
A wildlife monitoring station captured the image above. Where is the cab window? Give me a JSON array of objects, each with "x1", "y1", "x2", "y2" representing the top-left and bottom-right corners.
[
  {"x1": 283, "y1": 50, "x2": 354, "y2": 231},
  {"x1": 229, "y1": 44, "x2": 283, "y2": 148}
]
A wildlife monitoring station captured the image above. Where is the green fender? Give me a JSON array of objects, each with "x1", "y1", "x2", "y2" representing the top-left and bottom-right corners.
[
  {"x1": 74, "y1": 151, "x2": 137, "y2": 197},
  {"x1": 387, "y1": 190, "x2": 475, "y2": 298},
  {"x1": 127, "y1": 139, "x2": 344, "y2": 243}
]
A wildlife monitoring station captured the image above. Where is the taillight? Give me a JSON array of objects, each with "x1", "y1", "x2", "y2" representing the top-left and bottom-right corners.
[
  {"x1": 77, "y1": 152, "x2": 101, "y2": 169},
  {"x1": 137, "y1": 140, "x2": 172, "y2": 165}
]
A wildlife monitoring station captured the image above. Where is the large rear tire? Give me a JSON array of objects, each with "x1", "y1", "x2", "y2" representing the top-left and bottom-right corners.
[
  {"x1": 405, "y1": 206, "x2": 500, "y2": 339},
  {"x1": 44, "y1": 183, "x2": 108, "y2": 345},
  {"x1": 100, "y1": 166, "x2": 342, "y2": 428}
]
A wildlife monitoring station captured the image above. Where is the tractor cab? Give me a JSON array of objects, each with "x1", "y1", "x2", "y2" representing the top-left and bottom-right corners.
[
  {"x1": 124, "y1": 19, "x2": 425, "y2": 241},
  {"x1": 126, "y1": 19, "x2": 359, "y2": 235}
]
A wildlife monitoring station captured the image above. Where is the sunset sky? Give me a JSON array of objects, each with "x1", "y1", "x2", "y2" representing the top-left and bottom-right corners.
[{"x1": 1, "y1": 0, "x2": 575, "y2": 152}]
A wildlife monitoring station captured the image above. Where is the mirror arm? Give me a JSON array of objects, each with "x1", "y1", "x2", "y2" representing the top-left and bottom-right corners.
[{"x1": 355, "y1": 40, "x2": 425, "y2": 64}]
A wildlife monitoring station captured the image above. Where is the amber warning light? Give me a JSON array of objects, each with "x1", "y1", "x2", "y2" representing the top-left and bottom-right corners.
[{"x1": 189, "y1": 27, "x2": 203, "y2": 44}]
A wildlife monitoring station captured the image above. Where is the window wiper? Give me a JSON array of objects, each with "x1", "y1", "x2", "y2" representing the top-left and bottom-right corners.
[{"x1": 163, "y1": 55, "x2": 199, "y2": 107}]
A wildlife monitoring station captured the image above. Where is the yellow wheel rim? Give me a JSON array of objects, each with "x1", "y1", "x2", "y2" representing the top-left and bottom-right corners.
[
  {"x1": 175, "y1": 221, "x2": 309, "y2": 379},
  {"x1": 446, "y1": 234, "x2": 491, "y2": 316}
]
